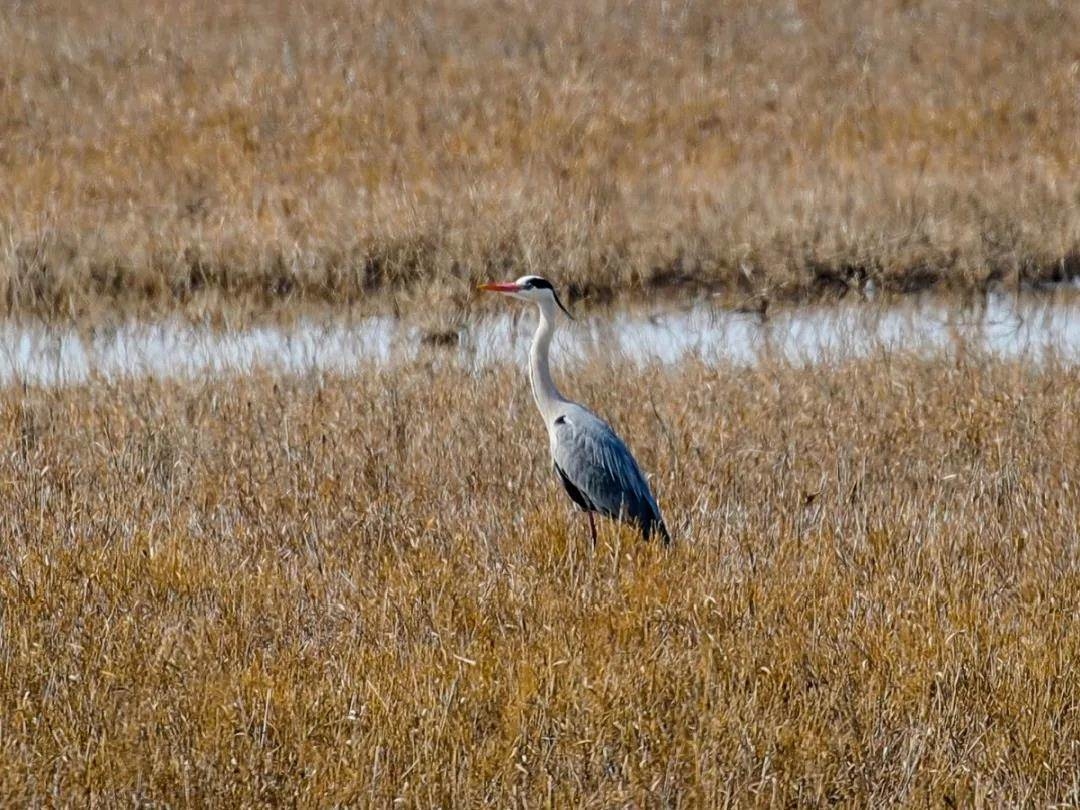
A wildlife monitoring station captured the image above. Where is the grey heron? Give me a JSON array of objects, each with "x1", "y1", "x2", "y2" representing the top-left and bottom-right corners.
[{"x1": 480, "y1": 275, "x2": 672, "y2": 545}]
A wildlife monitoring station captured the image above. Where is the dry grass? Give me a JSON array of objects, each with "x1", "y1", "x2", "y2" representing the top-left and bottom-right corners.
[
  {"x1": 1, "y1": 348, "x2": 1078, "y2": 805},
  {"x1": 2, "y1": 0, "x2": 1080, "y2": 321}
]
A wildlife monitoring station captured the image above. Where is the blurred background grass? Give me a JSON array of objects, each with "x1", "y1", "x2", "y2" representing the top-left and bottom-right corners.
[{"x1": 2, "y1": 0, "x2": 1079, "y2": 321}]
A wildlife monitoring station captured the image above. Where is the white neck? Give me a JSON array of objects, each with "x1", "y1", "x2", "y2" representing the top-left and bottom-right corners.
[{"x1": 528, "y1": 299, "x2": 568, "y2": 423}]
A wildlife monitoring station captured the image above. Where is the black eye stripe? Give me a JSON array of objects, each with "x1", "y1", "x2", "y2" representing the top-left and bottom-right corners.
[{"x1": 526, "y1": 278, "x2": 554, "y2": 291}]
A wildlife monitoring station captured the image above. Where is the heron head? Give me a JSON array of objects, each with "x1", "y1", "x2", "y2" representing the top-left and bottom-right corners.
[{"x1": 479, "y1": 275, "x2": 573, "y2": 319}]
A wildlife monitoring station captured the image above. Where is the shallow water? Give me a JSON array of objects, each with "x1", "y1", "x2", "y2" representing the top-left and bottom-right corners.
[{"x1": 2, "y1": 294, "x2": 1079, "y2": 388}]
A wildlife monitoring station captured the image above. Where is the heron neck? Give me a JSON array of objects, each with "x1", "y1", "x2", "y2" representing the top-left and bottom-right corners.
[{"x1": 529, "y1": 302, "x2": 567, "y2": 423}]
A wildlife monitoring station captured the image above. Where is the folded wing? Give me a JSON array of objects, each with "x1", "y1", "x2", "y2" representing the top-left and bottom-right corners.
[{"x1": 551, "y1": 406, "x2": 669, "y2": 542}]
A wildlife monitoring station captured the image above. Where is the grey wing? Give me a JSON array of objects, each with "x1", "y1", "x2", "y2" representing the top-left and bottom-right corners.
[{"x1": 551, "y1": 407, "x2": 665, "y2": 534}]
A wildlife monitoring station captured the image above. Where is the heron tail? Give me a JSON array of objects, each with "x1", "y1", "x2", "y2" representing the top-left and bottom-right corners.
[
  {"x1": 642, "y1": 516, "x2": 672, "y2": 545},
  {"x1": 657, "y1": 520, "x2": 672, "y2": 546}
]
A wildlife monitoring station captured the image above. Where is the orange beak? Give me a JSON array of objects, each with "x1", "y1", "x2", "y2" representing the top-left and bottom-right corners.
[{"x1": 478, "y1": 281, "x2": 521, "y2": 293}]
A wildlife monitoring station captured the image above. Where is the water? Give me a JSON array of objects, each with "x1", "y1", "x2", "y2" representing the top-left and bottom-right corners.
[{"x1": 2, "y1": 294, "x2": 1079, "y2": 388}]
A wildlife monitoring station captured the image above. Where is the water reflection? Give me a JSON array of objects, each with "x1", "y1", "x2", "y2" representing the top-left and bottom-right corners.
[{"x1": 2, "y1": 294, "x2": 1078, "y2": 388}]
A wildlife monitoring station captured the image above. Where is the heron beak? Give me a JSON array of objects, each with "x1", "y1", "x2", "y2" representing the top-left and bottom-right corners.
[{"x1": 478, "y1": 282, "x2": 521, "y2": 294}]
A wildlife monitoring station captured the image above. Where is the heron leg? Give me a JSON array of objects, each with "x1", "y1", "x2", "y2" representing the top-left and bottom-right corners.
[{"x1": 587, "y1": 512, "x2": 597, "y2": 547}]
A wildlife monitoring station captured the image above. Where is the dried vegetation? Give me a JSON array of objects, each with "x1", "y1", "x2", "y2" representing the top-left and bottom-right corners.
[
  {"x1": 2, "y1": 1, "x2": 1080, "y2": 321},
  {"x1": 1, "y1": 350, "x2": 1078, "y2": 804}
]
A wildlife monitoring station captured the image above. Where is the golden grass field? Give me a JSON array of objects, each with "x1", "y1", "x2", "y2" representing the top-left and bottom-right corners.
[
  {"x1": 3, "y1": 0, "x2": 1080, "y2": 804},
  {"x1": 2, "y1": 0, "x2": 1080, "y2": 321},
  {"x1": 2, "y1": 347, "x2": 1078, "y2": 805}
]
